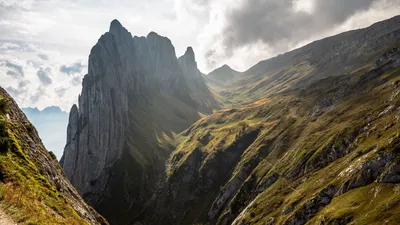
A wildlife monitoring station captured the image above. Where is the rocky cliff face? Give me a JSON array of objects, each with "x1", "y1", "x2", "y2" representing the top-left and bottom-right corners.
[
  {"x1": 178, "y1": 47, "x2": 220, "y2": 114},
  {"x1": 60, "y1": 20, "x2": 218, "y2": 224},
  {"x1": 0, "y1": 87, "x2": 107, "y2": 224}
]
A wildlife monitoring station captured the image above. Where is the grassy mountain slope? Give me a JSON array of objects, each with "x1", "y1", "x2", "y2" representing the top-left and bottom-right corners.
[
  {"x1": 158, "y1": 46, "x2": 400, "y2": 225},
  {"x1": 207, "y1": 15, "x2": 400, "y2": 109},
  {"x1": 204, "y1": 65, "x2": 243, "y2": 109},
  {"x1": 0, "y1": 87, "x2": 108, "y2": 225}
]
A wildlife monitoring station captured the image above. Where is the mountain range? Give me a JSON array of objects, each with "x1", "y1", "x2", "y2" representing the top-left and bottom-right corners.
[
  {"x1": 22, "y1": 106, "x2": 68, "y2": 159},
  {"x1": 60, "y1": 15, "x2": 400, "y2": 225},
  {"x1": 0, "y1": 15, "x2": 399, "y2": 225}
]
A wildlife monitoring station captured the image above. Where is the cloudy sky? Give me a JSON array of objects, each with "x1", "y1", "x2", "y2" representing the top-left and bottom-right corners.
[{"x1": 0, "y1": 0, "x2": 400, "y2": 111}]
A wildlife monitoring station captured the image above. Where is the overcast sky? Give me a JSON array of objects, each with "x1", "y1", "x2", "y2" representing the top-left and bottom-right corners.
[{"x1": 0, "y1": 0, "x2": 400, "y2": 111}]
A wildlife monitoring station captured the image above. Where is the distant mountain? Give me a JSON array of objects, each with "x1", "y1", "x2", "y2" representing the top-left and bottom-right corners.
[
  {"x1": 204, "y1": 64, "x2": 243, "y2": 108},
  {"x1": 0, "y1": 87, "x2": 107, "y2": 224},
  {"x1": 205, "y1": 64, "x2": 242, "y2": 85},
  {"x1": 22, "y1": 106, "x2": 68, "y2": 159}
]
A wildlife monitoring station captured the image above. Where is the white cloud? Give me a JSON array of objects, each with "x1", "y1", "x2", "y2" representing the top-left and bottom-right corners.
[
  {"x1": 0, "y1": 42, "x2": 20, "y2": 50},
  {"x1": 0, "y1": 41, "x2": 87, "y2": 111}
]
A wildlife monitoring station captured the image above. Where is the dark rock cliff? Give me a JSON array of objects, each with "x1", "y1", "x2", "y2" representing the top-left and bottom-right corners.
[{"x1": 60, "y1": 20, "x2": 218, "y2": 224}]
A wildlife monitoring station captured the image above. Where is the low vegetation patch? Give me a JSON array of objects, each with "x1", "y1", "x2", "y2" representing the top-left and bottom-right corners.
[{"x1": 0, "y1": 94, "x2": 89, "y2": 225}]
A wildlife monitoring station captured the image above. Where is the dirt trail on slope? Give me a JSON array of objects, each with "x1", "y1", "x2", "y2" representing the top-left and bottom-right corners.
[{"x1": 0, "y1": 206, "x2": 15, "y2": 225}]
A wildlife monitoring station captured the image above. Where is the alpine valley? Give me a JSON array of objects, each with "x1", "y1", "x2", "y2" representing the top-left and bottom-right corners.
[{"x1": 1, "y1": 14, "x2": 400, "y2": 225}]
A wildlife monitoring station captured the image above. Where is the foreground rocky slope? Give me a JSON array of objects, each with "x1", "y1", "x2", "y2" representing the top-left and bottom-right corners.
[
  {"x1": 60, "y1": 20, "x2": 218, "y2": 224},
  {"x1": 152, "y1": 45, "x2": 400, "y2": 225},
  {"x1": 0, "y1": 87, "x2": 107, "y2": 224}
]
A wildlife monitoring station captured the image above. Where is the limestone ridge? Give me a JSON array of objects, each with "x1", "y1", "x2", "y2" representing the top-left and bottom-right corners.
[
  {"x1": 178, "y1": 47, "x2": 220, "y2": 113},
  {"x1": 60, "y1": 20, "x2": 218, "y2": 224}
]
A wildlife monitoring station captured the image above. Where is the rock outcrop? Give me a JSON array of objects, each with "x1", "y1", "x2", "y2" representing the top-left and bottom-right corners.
[
  {"x1": 60, "y1": 20, "x2": 218, "y2": 224},
  {"x1": 178, "y1": 47, "x2": 220, "y2": 113}
]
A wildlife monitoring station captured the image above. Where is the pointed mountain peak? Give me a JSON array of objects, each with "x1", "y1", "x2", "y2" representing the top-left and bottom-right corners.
[
  {"x1": 146, "y1": 31, "x2": 173, "y2": 45},
  {"x1": 178, "y1": 46, "x2": 197, "y2": 69},
  {"x1": 182, "y1": 46, "x2": 195, "y2": 62},
  {"x1": 110, "y1": 19, "x2": 123, "y2": 32},
  {"x1": 220, "y1": 64, "x2": 231, "y2": 70},
  {"x1": 185, "y1": 46, "x2": 194, "y2": 55},
  {"x1": 145, "y1": 31, "x2": 175, "y2": 57},
  {"x1": 109, "y1": 19, "x2": 131, "y2": 39},
  {"x1": 209, "y1": 64, "x2": 237, "y2": 75},
  {"x1": 147, "y1": 31, "x2": 159, "y2": 38},
  {"x1": 70, "y1": 104, "x2": 78, "y2": 115},
  {"x1": 146, "y1": 31, "x2": 171, "y2": 43},
  {"x1": 207, "y1": 63, "x2": 241, "y2": 82}
]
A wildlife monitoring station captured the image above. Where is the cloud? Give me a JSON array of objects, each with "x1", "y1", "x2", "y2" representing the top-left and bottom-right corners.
[
  {"x1": 30, "y1": 86, "x2": 46, "y2": 103},
  {"x1": 71, "y1": 76, "x2": 82, "y2": 86},
  {"x1": 220, "y1": 0, "x2": 375, "y2": 52},
  {"x1": 60, "y1": 62, "x2": 84, "y2": 75},
  {"x1": 0, "y1": 42, "x2": 20, "y2": 50},
  {"x1": 5, "y1": 61, "x2": 24, "y2": 77},
  {"x1": 55, "y1": 87, "x2": 67, "y2": 97},
  {"x1": 0, "y1": 0, "x2": 37, "y2": 11},
  {"x1": 6, "y1": 80, "x2": 29, "y2": 97},
  {"x1": 27, "y1": 59, "x2": 43, "y2": 68},
  {"x1": 36, "y1": 67, "x2": 52, "y2": 85},
  {"x1": 7, "y1": 70, "x2": 20, "y2": 78},
  {"x1": 38, "y1": 53, "x2": 49, "y2": 60},
  {"x1": 193, "y1": 0, "x2": 400, "y2": 71}
]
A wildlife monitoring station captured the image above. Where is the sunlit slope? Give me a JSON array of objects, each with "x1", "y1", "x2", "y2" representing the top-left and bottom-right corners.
[{"x1": 157, "y1": 47, "x2": 400, "y2": 225}]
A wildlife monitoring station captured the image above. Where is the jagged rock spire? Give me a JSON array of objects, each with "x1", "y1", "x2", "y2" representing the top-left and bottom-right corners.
[{"x1": 183, "y1": 46, "x2": 195, "y2": 62}]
